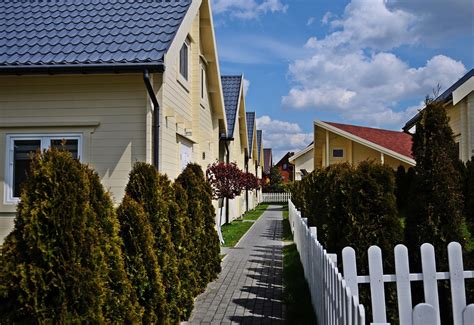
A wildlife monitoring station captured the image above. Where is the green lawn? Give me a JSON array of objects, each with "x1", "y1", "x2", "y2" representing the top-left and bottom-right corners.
[
  {"x1": 221, "y1": 204, "x2": 268, "y2": 247},
  {"x1": 281, "y1": 207, "x2": 317, "y2": 324}
]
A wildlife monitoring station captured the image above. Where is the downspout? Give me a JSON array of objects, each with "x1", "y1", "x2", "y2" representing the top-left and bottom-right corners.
[{"x1": 143, "y1": 70, "x2": 160, "y2": 170}]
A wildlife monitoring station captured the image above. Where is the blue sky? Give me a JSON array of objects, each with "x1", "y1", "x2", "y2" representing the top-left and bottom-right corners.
[{"x1": 211, "y1": 0, "x2": 474, "y2": 161}]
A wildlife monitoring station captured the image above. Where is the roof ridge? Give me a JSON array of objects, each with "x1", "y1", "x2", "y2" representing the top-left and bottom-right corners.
[{"x1": 324, "y1": 121, "x2": 405, "y2": 134}]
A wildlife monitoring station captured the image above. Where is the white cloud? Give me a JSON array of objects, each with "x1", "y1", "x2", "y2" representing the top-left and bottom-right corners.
[
  {"x1": 307, "y1": 17, "x2": 316, "y2": 26},
  {"x1": 212, "y1": 0, "x2": 288, "y2": 19},
  {"x1": 243, "y1": 78, "x2": 250, "y2": 96},
  {"x1": 282, "y1": 0, "x2": 468, "y2": 128},
  {"x1": 256, "y1": 115, "x2": 312, "y2": 161},
  {"x1": 321, "y1": 12, "x2": 332, "y2": 25}
]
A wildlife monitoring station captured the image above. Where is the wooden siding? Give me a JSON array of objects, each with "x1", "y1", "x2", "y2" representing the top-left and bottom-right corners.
[
  {"x1": 0, "y1": 74, "x2": 147, "y2": 243},
  {"x1": 293, "y1": 148, "x2": 314, "y2": 180}
]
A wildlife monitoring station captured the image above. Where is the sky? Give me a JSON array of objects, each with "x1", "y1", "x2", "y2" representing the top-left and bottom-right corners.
[{"x1": 210, "y1": 0, "x2": 474, "y2": 162}]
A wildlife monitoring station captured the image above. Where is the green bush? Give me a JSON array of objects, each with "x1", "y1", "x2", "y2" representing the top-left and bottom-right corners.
[
  {"x1": 464, "y1": 158, "x2": 474, "y2": 241},
  {"x1": 176, "y1": 164, "x2": 221, "y2": 292},
  {"x1": 117, "y1": 195, "x2": 167, "y2": 323},
  {"x1": 125, "y1": 162, "x2": 181, "y2": 322},
  {"x1": 0, "y1": 149, "x2": 140, "y2": 323}
]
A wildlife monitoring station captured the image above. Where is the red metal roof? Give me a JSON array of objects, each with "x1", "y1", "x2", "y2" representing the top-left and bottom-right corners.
[{"x1": 324, "y1": 122, "x2": 413, "y2": 159}]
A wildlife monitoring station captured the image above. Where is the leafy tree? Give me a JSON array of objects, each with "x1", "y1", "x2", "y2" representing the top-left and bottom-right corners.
[
  {"x1": 0, "y1": 149, "x2": 140, "y2": 323},
  {"x1": 125, "y1": 162, "x2": 181, "y2": 322},
  {"x1": 265, "y1": 166, "x2": 284, "y2": 193},
  {"x1": 117, "y1": 195, "x2": 166, "y2": 323},
  {"x1": 464, "y1": 158, "x2": 474, "y2": 238}
]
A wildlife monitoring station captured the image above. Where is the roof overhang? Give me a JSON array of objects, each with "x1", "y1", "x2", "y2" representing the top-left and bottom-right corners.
[
  {"x1": 289, "y1": 143, "x2": 314, "y2": 164},
  {"x1": 0, "y1": 62, "x2": 165, "y2": 75},
  {"x1": 315, "y1": 120, "x2": 416, "y2": 166}
]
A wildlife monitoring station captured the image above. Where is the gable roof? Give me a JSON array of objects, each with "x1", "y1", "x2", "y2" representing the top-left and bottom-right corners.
[
  {"x1": 289, "y1": 143, "x2": 314, "y2": 163},
  {"x1": 0, "y1": 0, "x2": 192, "y2": 74},
  {"x1": 316, "y1": 121, "x2": 415, "y2": 165},
  {"x1": 275, "y1": 152, "x2": 294, "y2": 167},
  {"x1": 221, "y1": 75, "x2": 243, "y2": 137},
  {"x1": 263, "y1": 148, "x2": 273, "y2": 174},
  {"x1": 403, "y1": 69, "x2": 474, "y2": 131},
  {"x1": 246, "y1": 112, "x2": 256, "y2": 157},
  {"x1": 257, "y1": 130, "x2": 263, "y2": 165}
]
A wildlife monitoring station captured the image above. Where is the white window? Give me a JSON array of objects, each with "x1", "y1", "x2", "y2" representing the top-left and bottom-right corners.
[
  {"x1": 5, "y1": 134, "x2": 82, "y2": 204},
  {"x1": 200, "y1": 62, "x2": 206, "y2": 100},
  {"x1": 179, "y1": 40, "x2": 189, "y2": 80},
  {"x1": 332, "y1": 148, "x2": 344, "y2": 158}
]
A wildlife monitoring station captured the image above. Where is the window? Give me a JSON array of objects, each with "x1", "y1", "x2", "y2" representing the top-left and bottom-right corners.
[
  {"x1": 179, "y1": 40, "x2": 189, "y2": 80},
  {"x1": 332, "y1": 149, "x2": 344, "y2": 158},
  {"x1": 200, "y1": 64, "x2": 205, "y2": 99},
  {"x1": 5, "y1": 134, "x2": 81, "y2": 203}
]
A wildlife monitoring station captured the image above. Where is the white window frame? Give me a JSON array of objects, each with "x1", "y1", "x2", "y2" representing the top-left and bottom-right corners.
[
  {"x1": 177, "y1": 38, "x2": 191, "y2": 91},
  {"x1": 4, "y1": 133, "x2": 82, "y2": 204},
  {"x1": 332, "y1": 148, "x2": 345, "y2": 158},
  {"x1": 200, "y1": 60, "x2": 208, "y2": 107}
]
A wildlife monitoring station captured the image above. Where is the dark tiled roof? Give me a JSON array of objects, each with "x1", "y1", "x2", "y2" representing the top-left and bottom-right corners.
[
  {"x1": 325, "y1": 121, "x2": 413, "y2": 159},
  {"x1": 221, "y1": 75, "x2": 242, "y2": 137},
  {"x1": 403, "y1": 69, "x2": 474, "y2": 130},
  {"x1": 275, "y1": 152, "x2": 294, "y2": 167},
  {"x1": 246, "y1": 112, "x2": 256, "y2": 157},
  {"x1": 257, "y1": 130, "x2": 263, "y2": 164},
  {"x1": 263, "y1": 148, "x2": 272, "y2": 174},
  {"x1": 0, "y1": 0, "x2": 192, "y2": 70}
]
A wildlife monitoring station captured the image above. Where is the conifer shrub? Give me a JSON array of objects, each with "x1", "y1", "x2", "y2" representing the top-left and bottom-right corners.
[
  {"x1": 125, "y1": 162, "x2": 181, "y2": 322},
  {"x1": 464, "y1": 158, "x2": 474, "y2": 241},
  {"x1": 176, "y1": 163, "x2": 221, "y2": 291},
  {"x1": 117, "y1": 195, "x2": 167, "y2": 323},
  {"x1": 0, "y1": 149, "x2": 140, "y2": 323}
]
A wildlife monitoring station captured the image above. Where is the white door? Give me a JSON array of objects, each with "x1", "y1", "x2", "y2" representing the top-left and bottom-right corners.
[{"x1": 180, "y1": 140, "x2": 193, "y2": 171}]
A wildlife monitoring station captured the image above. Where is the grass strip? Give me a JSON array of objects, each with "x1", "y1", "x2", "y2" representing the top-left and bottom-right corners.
[
  {"x1": 282, "y1": 208, "x2": 317, "y2": 324},
  {"x1": 221, "y1": 204, "x2": 268, "y2": 247}
]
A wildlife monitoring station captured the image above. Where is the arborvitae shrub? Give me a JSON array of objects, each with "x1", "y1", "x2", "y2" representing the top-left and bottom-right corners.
[
  {"x1": 117, "y1": 195, "x2": 167, "y2": 323},
  {"x1": 125, "y1": 162, "x2": 181, "y2": 322},
  {"x1": 0, "y1": 149, "x2": 140, "y2": 323},
  {"x1": 176, "y1": 163, "x2": 221, "y2": 291},
  {"x1": 406, "y1": 101, "x2": 467, "y2": 266}
]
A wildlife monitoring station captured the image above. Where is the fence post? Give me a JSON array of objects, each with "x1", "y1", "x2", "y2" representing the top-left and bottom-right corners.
[
  {"x1": 413, "y1": 303, "x2": 436, "y2": 325},
  {"x1": 368, "y1": 245, "x2": 388, "y2": 324},
  {"x1": 342, "y1": 247, "x2": 359, "y2": 300},
  {"x1": 463, "y1": 305, "x2": 474, "y2": 325},
  {"x1": 420, "y1": 243, "x2": 441, "y2": 325},
  {"x1": 447, "y1": 242, "x2": 467, "y2": 325},
  {"x1": 395, "y1": 244, "x2": 413, "y2": 325}
]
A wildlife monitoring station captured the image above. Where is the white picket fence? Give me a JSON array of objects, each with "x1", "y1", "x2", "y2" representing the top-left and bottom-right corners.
[
  {"x1": 288, "y1": 199, "x2": 474, "y2": 325},
  {"x1": 261, "y1": 192, "x2": 291, "y2": 203},
  {"x1": 288, "y1": 199, "x2": 366, "y2": 324}
]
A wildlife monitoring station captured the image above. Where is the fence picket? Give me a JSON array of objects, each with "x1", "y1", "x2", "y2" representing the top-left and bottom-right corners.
[
  {"x1": 420, "y1": 243, "x2": 441, "y2": 325},
  {"x1": 342, "y1": 247, "x2": 359, "y2": 299},
  {"x1": 447, "y1": 242, "x2": 467, "y2": 325},
  {"x1": 463, "y1": 305, "x2": 474, "y2": 325},
  {"x1": 413, "y1": 303, "x2": 436, "y2": 325},
  {"x1": 368, "y1": 246, "x2": 388, "y2": 324},
  {"x1": 395, "y1": 244, "x2": 413, "y2": 325}
]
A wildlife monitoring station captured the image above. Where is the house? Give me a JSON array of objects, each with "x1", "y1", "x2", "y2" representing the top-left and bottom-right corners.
[
  {"x1": 221, "y1": 75, "x2": 249, "y2": 223},
  {"x1": 275, "y1": 152, "x2": 294, "y2": 183},
  {"x1": 246, "y1": 112, "x2": 259, "y2": 210},
  {"x1": 256, "y1": 129, "x2": 264, "y2": 202},
  {"x1": 262, "y1": 148, "x2": 273, "y2": 184},
  {"x1": 313, "y1": 121, "x2": 415, "y2": 170},
  {"x1": 404, "y1": 69, "x2": 474, "y2": 162},
  {"x1": 0, "y1": 0, "x2": 229, "y2": 242},
  {"x1": 289, "y1": 142, "x2": 314, "y2": 181}
]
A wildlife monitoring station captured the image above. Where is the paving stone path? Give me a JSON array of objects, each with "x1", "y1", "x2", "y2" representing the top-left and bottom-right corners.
[{"x1": 187, "y1": 205, "x2": 285, "y2": 324}]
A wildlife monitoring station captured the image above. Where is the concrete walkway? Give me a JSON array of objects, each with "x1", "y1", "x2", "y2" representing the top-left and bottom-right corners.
[{"x1": 187, "y1": 205, "x2": 285, "y2": 324}]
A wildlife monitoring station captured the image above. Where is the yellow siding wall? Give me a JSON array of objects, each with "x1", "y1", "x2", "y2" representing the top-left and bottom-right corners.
[
  {"x1": 0, "y1": 74, "x2": 147, "y2": 243},
  {"x1": 448, "y1": 94, "x2": 474, "y2": 162},
  {"x1": 468, "y1": 93, "x2": 474, "y2": 159},
  {"x1": 294, "y1": 148, "x2": 314, "y2": 180}
]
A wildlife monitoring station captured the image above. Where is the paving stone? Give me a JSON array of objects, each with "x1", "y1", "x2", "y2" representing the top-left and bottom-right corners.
[{"x1": 187, "y1": 206, "x2": 285, "y2": 324}]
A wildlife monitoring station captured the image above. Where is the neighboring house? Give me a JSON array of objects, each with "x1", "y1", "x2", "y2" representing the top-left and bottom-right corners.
[
  {"x1": 275, "y1": 152, "x2": 294, "y2": 183},
  {"x1": 404, "y1": 69, "x2": 474, "y2": 162},
  {"x1": 221, "y1": 75, "x2": 249, "y2": 222},
  {"x1": 289, "y1": 142, "x2": 314, "y2": 181},
  {"x1": 313, "y1": 121, "x2": 415, "y2": 170},
  {"x1": 262, "y1": 148, "x2": 273, "y2": 184},
  {"x1": 256, "y1": 130, "x2": 264, "y2": 180},
  {"x1": 0, "y1": 0, "x2": 229, "y2": 242},
  {"x1": 246, "y1": 112, "x2": 258, "y2": 210}
]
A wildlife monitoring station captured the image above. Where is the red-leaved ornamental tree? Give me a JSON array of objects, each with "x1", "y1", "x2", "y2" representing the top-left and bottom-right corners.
[
  {"x1": 206, "y1": 162, "x2": 244, "y2": 243},
  {"x1": 241, "y1": 172, "x2": 259, "y2": 191}
]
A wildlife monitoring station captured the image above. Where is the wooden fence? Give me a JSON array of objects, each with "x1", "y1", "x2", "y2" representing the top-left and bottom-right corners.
[
  {"x1": 261, "y1": 192, "x2": 291, "y2": 203},
  {"x1": 288, "y1": 199, "x2": 474, "y2": 325},
  {"x1": 288, "y1": 199, "x2": 366, "y2": 324}
]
